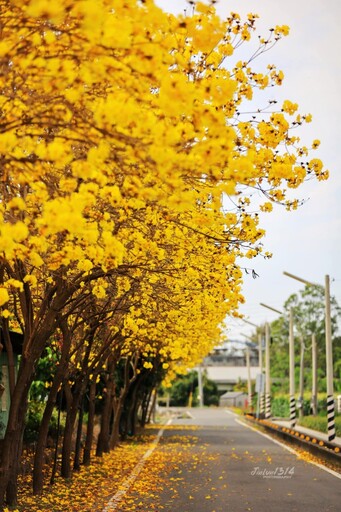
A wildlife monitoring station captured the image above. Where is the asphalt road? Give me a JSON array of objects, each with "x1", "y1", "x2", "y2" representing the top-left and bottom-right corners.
[{"x1": 117, "y1": 407, "x2": 341, "y2": 512}]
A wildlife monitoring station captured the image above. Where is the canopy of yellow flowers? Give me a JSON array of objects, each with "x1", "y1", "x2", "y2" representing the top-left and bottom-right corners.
[{"x1": 0, "y1": 0, "x2": 327, "y2": 373}]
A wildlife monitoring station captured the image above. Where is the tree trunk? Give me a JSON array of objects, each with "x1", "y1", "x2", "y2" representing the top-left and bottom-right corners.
[
  {"x1": 129, "y1": 373, "x2": 148, "y2": 434},
  {"x1": 83, "y1": 378, "x2": 97, "y2": 466},
  {"x1": 96, "y1": 383, "x2": 113, "y2": 457},
  {"x1": 141, "y1": 386, "x2": 153, "y2": 427},
  {"x1": 146, "y1": 389, "x2": 157, "y2": 424},
  {"x1": 4, "y1": 395, "x2": 27, "y2": 507},
  {"x1": 0, "y1": 356, "x2": 34, "y2": 508},
  {"x1": 73, "y1": 398, "x2": 84, "y2": 471},
  {"x1": 109, "y1": 355, "x2": 139, "y2": 447},
  {"x1": 60, "y1": 381, "x2": 83, "y2": 479},
  {"x1": 127, "y1": 383, "x2": 141, "y2": 436},
  {"x1": 32, "y1": 379, "x2": 62, "y2": 494},
  {"x1": 50, "y1": 389, "x2": 63, "y2": 486},
  {"x1": 96, "y1": 357, "x2": 116, "y2": 457},
  {"x1": 33, "y1": 325, "x2": 71, "y2": 494},
  {"x1": 109, "y1": 399, "x2": 124, "y2": 449}
]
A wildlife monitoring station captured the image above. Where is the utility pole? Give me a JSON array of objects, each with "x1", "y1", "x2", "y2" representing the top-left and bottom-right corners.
[
  {"x1": 325, "y1": 275, "x2": 335, "y2": 440},
  {"x1": 298, "y1": 337, "x2": 305, "y2": 418},
  {"x1": 260, "y1": 304, "x2": 296, "y2": 426},
  {"x1": 258, "y1": 332, "x2": 265, "y2": 416},
  {"x1": 260, "y1": 304, "x2": 284, "y2": 420},
  {"x1": 242, "y1": 320, "x2": 264, "y2": 416},
  {"x1": 283, "y1": 271, "x2": 335, "y2": 441},
  {"x1": 246, "y1": 347, "x2": 252, "y2": 412},
  {"x1": 265, "y1": 322, "x2": 271, "y2": 419},
  {"x1": 289, "y1": 308, "x2": 296, "y2": 427},
  {"x1": 311, "y1": 333, "x2": 318, "y2": 416}
]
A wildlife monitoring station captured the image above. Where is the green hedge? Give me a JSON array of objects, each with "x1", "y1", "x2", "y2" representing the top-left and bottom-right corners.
[
  {"x1": 271, "y1": 396, "x2": 290, "y2": 417},
  {"x1": 298, "y1": 415, "x2": 341, "y2": 437},
  {"x1": 270, "y1": 394, "x2": 338, "y2": 418}
]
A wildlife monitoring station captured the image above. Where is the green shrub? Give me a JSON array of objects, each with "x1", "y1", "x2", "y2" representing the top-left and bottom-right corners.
[
  {"x1": 271, "y1": 396, "x2": 290, "y2": 417},
  {"x1": 24, "y1": 401, "x2": 63, "y2": 443}
]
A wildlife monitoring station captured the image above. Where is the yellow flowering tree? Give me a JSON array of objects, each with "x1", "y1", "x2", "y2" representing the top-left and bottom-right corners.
[{"x1": 0, "y1": 0, "x2": 327, "y2": 506}]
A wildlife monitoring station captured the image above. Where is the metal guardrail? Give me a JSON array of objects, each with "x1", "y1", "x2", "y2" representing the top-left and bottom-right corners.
[{"x1": 243, "y1": 414, "x2": 341, "y2": 468}]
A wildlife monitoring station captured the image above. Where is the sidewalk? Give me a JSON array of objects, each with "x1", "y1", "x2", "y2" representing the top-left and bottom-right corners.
[{"x1": 270, "y1": 418, "x2": 341, "y2": 448}]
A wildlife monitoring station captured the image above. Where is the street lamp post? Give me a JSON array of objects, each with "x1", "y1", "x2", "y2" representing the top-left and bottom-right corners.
[{"x1": 283, "y1": 271, "x2": 335, "y2": 442}]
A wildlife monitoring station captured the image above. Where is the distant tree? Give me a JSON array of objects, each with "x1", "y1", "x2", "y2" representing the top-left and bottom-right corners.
[
  {"x1": 161, "y1": 370, "x2": 219, "y2": 406},
  {"x1": 165, "y1": 371, "x2": 198, "y2": 407},
  {"x1": 268, "y1": 285, "x2": 341, "y2": 394},
  {"x1": 202, "y1": 371, "x2": 220, "y2": 406},
  {"x1": 233, "y1": 378, "x2": 248, "y2": 393}
]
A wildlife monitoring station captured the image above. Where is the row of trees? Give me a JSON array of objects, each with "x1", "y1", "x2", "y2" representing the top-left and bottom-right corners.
[{"x1": 0, "y1": 0, "x2": 327, "y2": 508}]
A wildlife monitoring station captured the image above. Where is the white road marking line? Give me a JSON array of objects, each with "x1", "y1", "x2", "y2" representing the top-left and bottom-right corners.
[
  {"x1": 102, "y1": 418, "x2": 172, "y2": 511},
  {"x1": 224, "y1": 408, "x2": 240, "y2": 417},
  {"x1": 235, "y1": 418, "x2": 341, "y2": 480}
]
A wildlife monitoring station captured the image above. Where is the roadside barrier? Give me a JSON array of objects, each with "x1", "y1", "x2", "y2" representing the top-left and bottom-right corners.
[{"x1": 243, "y1": 414, "x2": 341, "y2": 468}]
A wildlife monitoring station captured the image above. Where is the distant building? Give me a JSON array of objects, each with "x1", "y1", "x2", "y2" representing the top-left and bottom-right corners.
[
  {"x1": 219, "y1": 391, "x2": 248, "y2": 408},
  {"x1": 202, "y1": 340, "x2": 261, "y2": 393}
]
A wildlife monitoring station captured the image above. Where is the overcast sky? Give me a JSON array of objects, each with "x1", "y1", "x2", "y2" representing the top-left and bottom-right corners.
[{"x1": 156, "y1": 0, "x2": 341, "y2": 340}]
